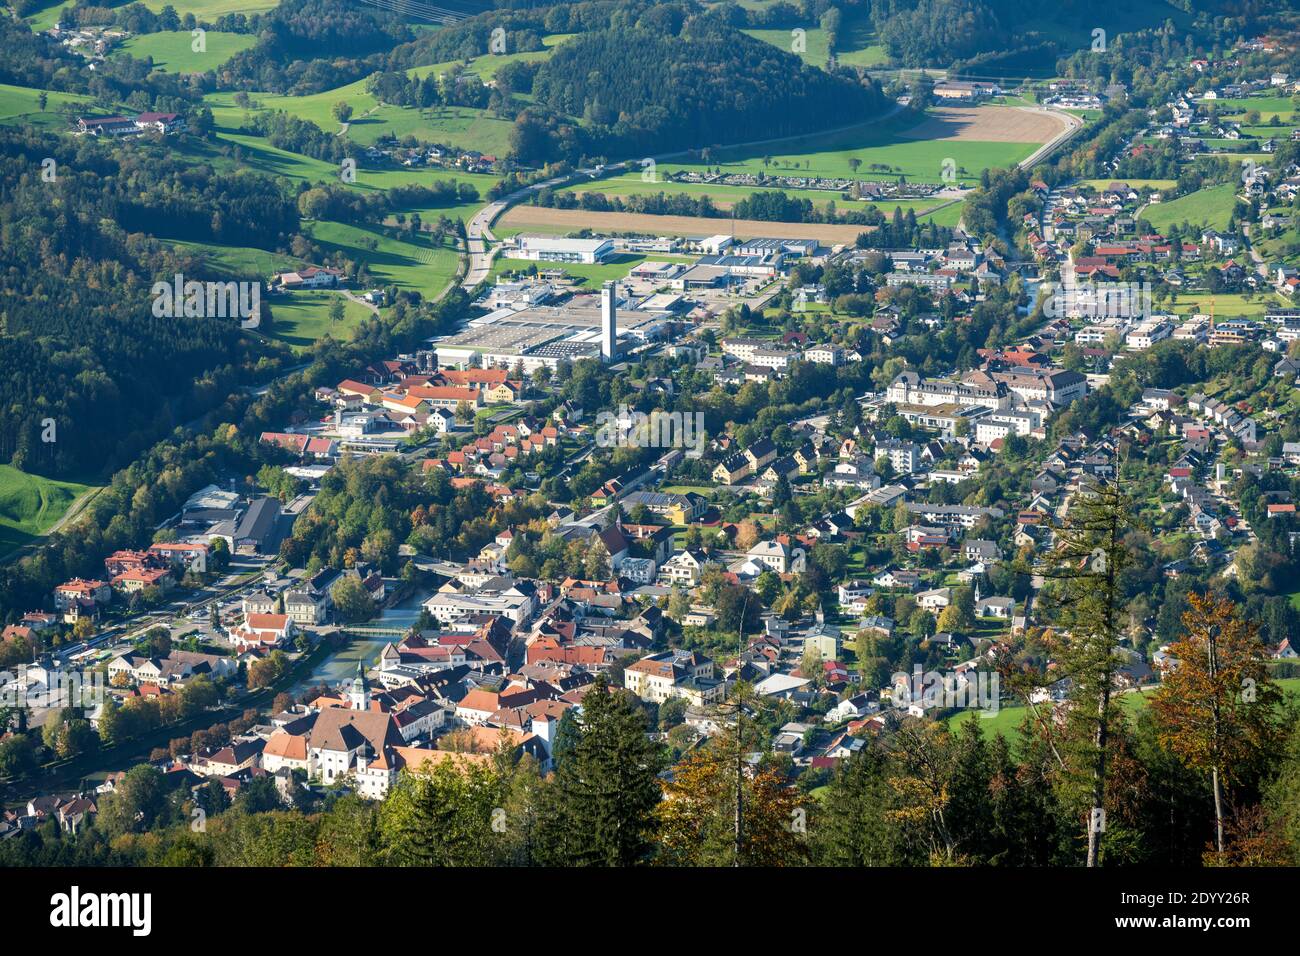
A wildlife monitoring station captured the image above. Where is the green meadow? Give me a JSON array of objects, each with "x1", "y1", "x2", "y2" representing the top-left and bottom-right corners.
[
  {"x1": 0, "y1": 465, "x2": 96, "y2": 556},
  {"x1": 202, "y1": 34, "x2": 573, "y2": 154},
  {"x1": 1165, "y1": 292, "x2": 1288, "y2": 319},
  {"x1": 137, "y1": 0, "x2": 281, "y2": 16},
  {"x1": 182, "y1": 130, "x2": 496, "y2": 200},
  {"x1": 305, "y1": 219, "x2": 460, "y2": 299},
  {"x1": 1140, "y1": 182, "x2": 1239, "y2": 232},
  {"x1": 118, "y1": 31, "x2": 256, "y2": 73},
  {"x1": 744, "y1": 26, "x2": 888, "y2": 69},
  {"x1": 0, "y1": 83, "x2": 91, "y2": 129},
  {"x1": 657, "y1": 108, "x2": 1039, "y2": 187},
  {"x1": 557, "y1": 172, "x2": 957, "y2": 217},
  {"x1": 1206, "y1": 94, "x2": 1299, "y2": 122},
  {"x1": 168, "y1": 239, "x2": 302, "y2": 278},
  {"x1": 1080, "y1": 178, "x2": 1178, "y2": 191},
  {"x1": 264, "y1": 289, "x2": 372, "y2": 350}
]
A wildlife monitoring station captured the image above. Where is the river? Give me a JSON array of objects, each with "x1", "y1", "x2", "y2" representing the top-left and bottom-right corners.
[{"x1": 290, "y1": 589, "x2": 429, "y2": 692}]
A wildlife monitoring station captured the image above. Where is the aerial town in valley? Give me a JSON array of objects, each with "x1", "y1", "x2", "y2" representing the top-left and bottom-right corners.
[{"x1": 2, "y1": 0, "x2": 1300, "y2": 882}]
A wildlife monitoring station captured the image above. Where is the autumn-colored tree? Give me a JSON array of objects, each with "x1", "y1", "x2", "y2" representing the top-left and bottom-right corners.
[
  {"x1": 657, "y1": 744, "x2": 808, "y2": 866},
  {"x1": 1150, "y1": 591, "x2": 1286, "y2": 858},
  {"x1": 734, "y1": 519, "x2": 761, "y2": 551},
  {"x1": 656, "y1": 684, "x2": 808, "y2": 866}
]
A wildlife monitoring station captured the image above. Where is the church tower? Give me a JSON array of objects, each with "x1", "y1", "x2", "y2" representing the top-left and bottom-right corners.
[{"x1": 349, "y1": 659, "x2": 370, "y2": 711}]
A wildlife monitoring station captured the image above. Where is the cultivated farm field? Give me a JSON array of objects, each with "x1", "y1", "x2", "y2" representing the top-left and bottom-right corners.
[{"x1": 498, "y1": 206, "x2": 873, "y2": 242}]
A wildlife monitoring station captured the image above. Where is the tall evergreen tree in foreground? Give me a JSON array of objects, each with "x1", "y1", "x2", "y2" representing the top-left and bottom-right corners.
[
  {"x1": 1023, "y1": 477, "x2": 1141, "y2": 866},
  {"x1": 534, "y1": 678, "x2": 666, "y2": 866}
]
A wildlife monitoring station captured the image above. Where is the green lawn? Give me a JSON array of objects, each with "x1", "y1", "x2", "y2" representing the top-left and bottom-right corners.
[
  {"x1": 744, "y1": 21, "x2": 888, "y2": 69},
  {"x1": 1140, "y1": 182, "x2": 1238, "y2": 232},
  {"x1": 20, "y1": 0, "x2": 68, "y2": 31},
  {"x1": 1080, "y1": 178, "x2": 1178, "y2": 191},
  {"x1": 203, "y1": 40, "x2": 569, "y2": 156},
  {"x1": 264, "y1": 289, "x2": 372, "y2": 350},
  {"x1": 118, "y1": 30, "x2": 256, "y2": 73},
  {"x1": 0, "y1": 465, "x2": 96, "y2": 555},
  {"x1": 167, "y1": 239, "x2": 303, "y2": 278},
  {"x1": 182, "y1": 131, "x2": 496, "y2": 201}
]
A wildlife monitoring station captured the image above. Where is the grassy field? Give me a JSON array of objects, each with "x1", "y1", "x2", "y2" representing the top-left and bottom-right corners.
[
  {"x1": 1205, "y1": 94, "x2": 1299, "y2": 122},
  {"x1": 306, "y1": 219, "x2": 460, "y2": 299},
  {"x1": 180, "y1": 131, "x2": 496, "y2": 201},
  {"x1": 0, "y1": 83, "x2": 91, "y2": 130},
  {"x1": 556, "y1": 172, "x2": 959, "y2": 220},
  {"x1": 1165, "y1": 292, "x2": 1287, "y2": 319},
  {"x1": 265, "y1": 289, "x2": 372, "y2": 350},
  {"x1": 202, "y1": 36, "x2": 573, "y2": 155},
  {"x1": 743, "y1": 26, "x2": 888, "y2": 69},
  {"x1": 952, "y1": 678, "x2": 1300, "y2": 744},
  {"x1": 118, "y1": 31, "x2": 256, "y2": 73},
  {"x1": 490, "y1": 253, "x2": 664, "y2": 286},
  {"x1": 1140, "y1": 182, "x2": 1238, "y2": 232},
  {"x1": 1080, "y1": 178, "x2": 1178, "y2": 191},
  {"x1": 137, "y1": 0, "x2": 281, "y2": 15},
  {"x1": 655, "y1": 107, "x2": 1046, "y2": 188},
  {"x1": 168, "y1": 239, "x2": 303, "y2": 278},
  {"x1": 207, "y1": 78, "x2": 518, "y2": 157},
  {"x1": 0, "y1": 465, "x2": 96, "y2": 555}
]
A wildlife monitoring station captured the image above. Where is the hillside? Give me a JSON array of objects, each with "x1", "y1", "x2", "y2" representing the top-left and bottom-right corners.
[{"x1": 528, "y1": 21, "x2": 889, "y2": 162}]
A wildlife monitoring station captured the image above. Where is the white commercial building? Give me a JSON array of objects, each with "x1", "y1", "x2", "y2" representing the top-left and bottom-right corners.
[{"x1": 514, "y1": 236, "x2": 614, "y2": 264}]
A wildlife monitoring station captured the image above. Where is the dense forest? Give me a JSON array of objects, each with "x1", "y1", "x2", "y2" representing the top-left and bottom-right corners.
[
  {"x1": 525, "y1": 17, "x2": 887, "y2": 162},
  {"x1": 0, "y1": 127, "x2": 300, "y2": 480}
]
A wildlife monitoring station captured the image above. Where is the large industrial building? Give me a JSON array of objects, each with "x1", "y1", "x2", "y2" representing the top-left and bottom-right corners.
[{"x1": 432, "y1": 287, "x2": 673, "y2": 372}]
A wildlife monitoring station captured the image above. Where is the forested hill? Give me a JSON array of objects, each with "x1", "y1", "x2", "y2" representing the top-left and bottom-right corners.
[
  {"x1": 529, "y1": 21, "x2": 887, "y2": 159},
  {"x1": 0, "y1": 128, "x2": 294, "y2": 480}
]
